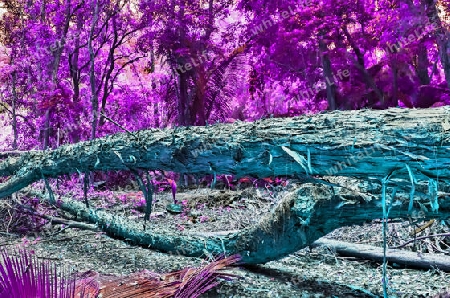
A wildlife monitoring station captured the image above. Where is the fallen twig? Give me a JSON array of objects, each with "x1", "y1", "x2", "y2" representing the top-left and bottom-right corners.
[
  {"x1": 312, "y1": 238, "x2": 450, "y2": 272},
  {"x1": 18, "y1": 204, "x2": 100, "y2": 232},
  {"x1": 389, "y1": 233, "x2": 450, "y2": 249}
]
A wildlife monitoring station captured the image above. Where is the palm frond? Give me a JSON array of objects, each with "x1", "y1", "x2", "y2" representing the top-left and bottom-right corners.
[
  {"x1": 0, "y1": 249, "x2": 81, "y2": 298},
  {"x1": 95, "y1": 254, "x2": 241, "y2": 298}
]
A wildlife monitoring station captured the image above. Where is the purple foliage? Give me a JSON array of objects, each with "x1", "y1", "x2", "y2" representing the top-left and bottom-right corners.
[
  {"x1": 0, "y1": 249, "x2": 77, "y2": 298},
  {"x1": 0, "y1": 0, "x2": 447, "y2": 155}
]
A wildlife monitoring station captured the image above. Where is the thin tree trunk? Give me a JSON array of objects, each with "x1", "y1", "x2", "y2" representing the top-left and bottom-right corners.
[
  {"x1": 10, "y1": 72, "x2": 18, "y2": 150},
  {"x1": 40, "y1": 0, "x2": 46, "y2": 21},
  {"x1": 318, "y1": 36, "x2": 336, "y2": 110},
  {"x1": 422, "y1": 0, "x2": 450, "y2": 88},
  {"x1": 42, "y1": 111, "x2": 51, "y2": 150},
  {"x1": 88, "y1": 0, "x2": 99, "y2": 139},
  {"x1": 311, "y1": 238, "x2": 450, "y2": 272},
  {"x1": 342, "y1": 24, "x2": 384, "y2": 104},
  {"x1": 43, "y1": 0, "x2": 72, "y2": 149},
  {"x1": 176, "y1": 3, "x2": 190, "y2": 126},
  {"x1": 391, "y1": 59, "x2": 398, "y2": 107},
  {"x1": 67, "y1": 18, "x2": 83, "y2": 144},
  {"x1": 415, "y1": 43, "x2": 431, "y2": 85},
  {"x1": 99, "y1": 15, "x2": 118, "y2": 127},
  {"x1": 178, "y1": 71, "x2": 189, "y2": 126},
  {"x1": 70, "y1": 17, "x2": 82, "y2": 103}
]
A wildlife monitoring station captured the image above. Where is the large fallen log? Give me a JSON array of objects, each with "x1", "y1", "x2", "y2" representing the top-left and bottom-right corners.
[
  {"x1": 27, "y1": 181, "x2": 450, "y2": 265},
  {"x1": 1, "y1": 107, "x2": 450, "y2": 198},
  {"x1": 2, "y1": 107, "x2": 450, "y2": 264}
]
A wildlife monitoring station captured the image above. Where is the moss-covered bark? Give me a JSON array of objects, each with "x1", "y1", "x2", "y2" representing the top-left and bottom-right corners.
[
  {"x1": 28, "y1": 181, "x2": 450, "y2": 264},
  {"x1": 2, "y1": 107, "x2": 450, "y2": 264},
  {"x1": 1, "y1": 107, "x2": 450, "y2": 199}
]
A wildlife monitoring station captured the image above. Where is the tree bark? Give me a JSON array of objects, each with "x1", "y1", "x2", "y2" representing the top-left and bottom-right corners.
[
  {"x1": 177, "y1": 3, "x2": 190, "y2": 127},
  {"x1": 319, "y1": 36, "x2": 337, "y2": 110},
  {"x1": 2, "y1": 107, "x2": 450, "y2": 264},
  {"x1": 88, "y1": 0, "x2": 99, "y2": 140},
  {"x1": 27, "y1": 180, "x2": 450, "y2": 265},
  {"x1": 415, "y1": 43, "x2": 431, "y2": 86},
  {"x1": 311, "y1": 238, "x2": 450, "y2": 272},
  {"x1": 69, "y1": 17, "x2": 82, "y2": 103},
  {"x1": 98, "y1": 16, "x2": 119, "y2": 127},
  {"x1": 391, "y1": 61, "x2": 398, "y2": 107},
  {"x1": 342, "y1": 24, "x2": 384, "y2": 105},
  {"x1": 422, "y1": 0, "x2": 450, "y2": 89},
  {"x1": 10, "y1": 72, "x2": 18, "y2": 150},
  {"x1": 43, "y1": 0, "x2": 72, "y2": 149},
  {"x1": 1, "y1": 107, "x2": 450, "y2": 198},
  {"x1": 178, "y1": 70, "x2": 189, "y2": 126}
]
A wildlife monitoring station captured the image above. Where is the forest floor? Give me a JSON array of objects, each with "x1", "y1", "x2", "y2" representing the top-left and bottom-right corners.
[{"x1": 0, "y1": 181, "x2": 449, "y2": 297}]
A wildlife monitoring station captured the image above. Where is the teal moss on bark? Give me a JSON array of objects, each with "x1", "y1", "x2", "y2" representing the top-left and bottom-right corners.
[
  {"x1": 1, "y1": 107, "x2": 450, "y2": 199},
  {"x1": 28, "y1": 181, "x2": 450, "y2": 264}
]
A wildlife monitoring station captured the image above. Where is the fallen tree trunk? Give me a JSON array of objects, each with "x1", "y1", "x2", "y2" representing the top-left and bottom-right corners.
[
  {"x1": 27, "y1": 181, "x2": 450, "y2": 265},
  {"x1": 2, "y1": 107, "x2": 450, "y2": 264},
  {"x1": 311, "y1": 238, "x2": 450, "y2": 272},
  {"x1": 1, "y1": 107, "x2": 450, "y2": 198}
]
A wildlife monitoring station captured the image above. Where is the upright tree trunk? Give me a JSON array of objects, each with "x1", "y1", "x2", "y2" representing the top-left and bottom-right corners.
[
  {"x1": 43, "y1": 0, "x2": 72, "y2": 149},
  {"x1": 10, "y1": 72, "x2": 18, "y2": 150},
  {"x1": 38, "y1": 0, "x2": 50, "y2": 149},
  {"x1": 178, "y1": 71, "x2": 189, "y2": 126},
  {"x1": 318, "y1": 37, "x2": 336, "y2": 110},
  {"x1": 9, "y1": 7, "x2": 27, "y2": 150},
  {"x1": 176, "y1": 2, "x2": 191, "y2": 126},
  {"x1": 67, "y1": 17, "x2": 82, "y2": 144},
  {"x1": 406, "y1": 0, "x2": 431, "y2": 87},
  {"x1": 40, "y1": 0, "x2": 46, "y2": 21},
  {"x1": 70, "y1": 17, "x2": 82, "y2": 103},
  {"x1": 415, "y1": 43, "x2": 431, "y2": 85},
  {"x1": 192, "y1": 67, "x2": 207, "y2": 125},
  {"x1": 391, "y1": 59, "x2": 399, "y2": 107},
  {"x1": 42, "y1": 111, "x2": 51, "y2": 149},
  {"x1": 423, "y1": 0, "x2": 450, "y2": 88},
  {"x1": 342, "y1": 24, "x2": 384, "y2": 105},
  {"x1": 153, "y1": 96, "x2": 160, "y2": 128},
  {"x1": 88, "y1": 0, "x2": 99, "y2": 140},
  {"x1": 99, "y1": 15, "x2": 118, "y2": 127}
]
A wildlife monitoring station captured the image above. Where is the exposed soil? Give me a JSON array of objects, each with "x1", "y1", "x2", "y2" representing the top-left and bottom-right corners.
[{"x1": 1, "y1": 181, "x2": 449, "y2": 297}]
